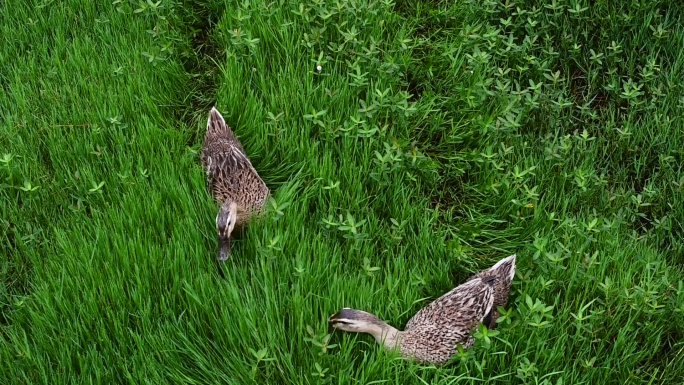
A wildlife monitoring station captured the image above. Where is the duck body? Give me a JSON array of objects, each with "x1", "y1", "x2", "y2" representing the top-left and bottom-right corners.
[
  {"x1": 329, "y1": 254, "x2": 516, "y2": 365},
  {"x1": 201, "y1": 107, "x2": 269, "y2": 260}
]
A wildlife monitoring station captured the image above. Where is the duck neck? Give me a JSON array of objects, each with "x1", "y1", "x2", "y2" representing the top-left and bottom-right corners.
[{"x1": 365, "y1": 322, "x2": 402, "y2": 350}]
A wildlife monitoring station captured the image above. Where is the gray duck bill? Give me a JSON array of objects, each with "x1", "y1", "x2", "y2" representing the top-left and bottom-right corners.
[{"x1": 218, "y1": 235, "x2": 231, "y2": 261}]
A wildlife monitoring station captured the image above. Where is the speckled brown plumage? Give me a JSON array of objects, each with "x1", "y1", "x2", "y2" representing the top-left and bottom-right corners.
[
  {"x1": 201, "y1": 107, "x2": 269, "y2": 226},
  {"x1": 466, "y1": 255, "x2": 516, "y2": 330},
  {"x1": 398, "y1": 276, "x2": 495, "y2": 364},
  {"x1": 329, "y1": 254, "x2": 516, "y2": 365}
]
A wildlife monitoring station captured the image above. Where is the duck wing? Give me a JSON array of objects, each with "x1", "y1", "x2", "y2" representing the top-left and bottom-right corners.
[
  {"x1": 469, "y1": 255, "x2": 515, "y2": 306},
  {"x1": 467, "y1": 254, "x2": 516, "y2": 328},
  {"x1": 203, "y1": 107, "x2": 246, "y2": 153},
  {"x1": 398, "y1": 277, "x2": 496, "y2": 364},
  {"x1": 404, "y1": 276, "x2": 496, "y2": 334},
  {"x1": 201, "y1": 108, "x2": 268, "y2": 206},
  {"x1": 205, "y1": 151, "x2": 268, "y2": 203}
]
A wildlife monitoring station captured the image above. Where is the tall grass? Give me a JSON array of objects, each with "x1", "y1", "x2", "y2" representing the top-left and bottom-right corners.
[
  {"x1": 0, "y1": 0, "x2": 202, "y2": 382},
  {"x1": 2, "y1": 0, "x2": 684, "y2": 383}
]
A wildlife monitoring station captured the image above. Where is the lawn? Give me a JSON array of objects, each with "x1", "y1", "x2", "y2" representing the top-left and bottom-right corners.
[{"x1": 2, "y1": 0, "x2": 684, "y2": 383}]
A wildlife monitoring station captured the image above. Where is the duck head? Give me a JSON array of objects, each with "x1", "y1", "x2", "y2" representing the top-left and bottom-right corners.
[
  {"x1": 328, "y1": 308, "x2": 401, "y2": 348},
  {"x1": 216, "y1": 201, "x2": 238, "y2": 261}
]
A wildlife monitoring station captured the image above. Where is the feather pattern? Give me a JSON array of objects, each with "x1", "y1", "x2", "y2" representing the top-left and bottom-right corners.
[
  {"x1": 201, "y1": 107, "x2": 269, "y2": 227},
  {"x1": 466, "y1": 254, "x2": 516, "y2": 329},
  {"x1": 398, "y1": 276, "x2": 495, "y2": 363}
]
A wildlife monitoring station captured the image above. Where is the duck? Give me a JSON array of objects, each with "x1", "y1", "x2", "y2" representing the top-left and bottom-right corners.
[
  {"x1": 328, "y1": 254, "x2": 516, "y2": 365},
  {"x1": 201, "y1": 107, "x2": 270, "y2": 261}
]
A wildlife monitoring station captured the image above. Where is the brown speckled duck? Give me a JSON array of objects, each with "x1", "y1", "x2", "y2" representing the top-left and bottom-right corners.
[
  {"x1": 201, "y1": 107, "x2": 269, "y2": 261},
  {"x1": 328, "y1": 254, "x2": 516, "y2": 365}
]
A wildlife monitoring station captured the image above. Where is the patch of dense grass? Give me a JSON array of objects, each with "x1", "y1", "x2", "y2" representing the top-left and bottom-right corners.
[
  {"x1": 0, "y1": 0, "x2": 207, "y2": 382},
  {"x1": 2, "y1": 0, "x2": 684, "y2": 383}
]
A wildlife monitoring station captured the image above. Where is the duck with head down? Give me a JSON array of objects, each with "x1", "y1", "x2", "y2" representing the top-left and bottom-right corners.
[
  {"x1": 329, "y1": 254, "x2": 516, "y2": 365},
  {"x1": 202, "y1": 107, "x2": 270, "y2": 261}
]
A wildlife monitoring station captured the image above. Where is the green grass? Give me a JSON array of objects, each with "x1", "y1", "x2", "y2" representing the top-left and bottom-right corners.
[{"x1": 2, "y1": 0, "x2": 684, "y2": 383}]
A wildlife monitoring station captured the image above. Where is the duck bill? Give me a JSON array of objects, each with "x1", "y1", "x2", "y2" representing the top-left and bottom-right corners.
[
  {"x1": 328, "y1": 312, "x2": 342, "y2": 334},
  {"x1": 218, "y1": 235, "x2": 231, "y2": 261}
]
